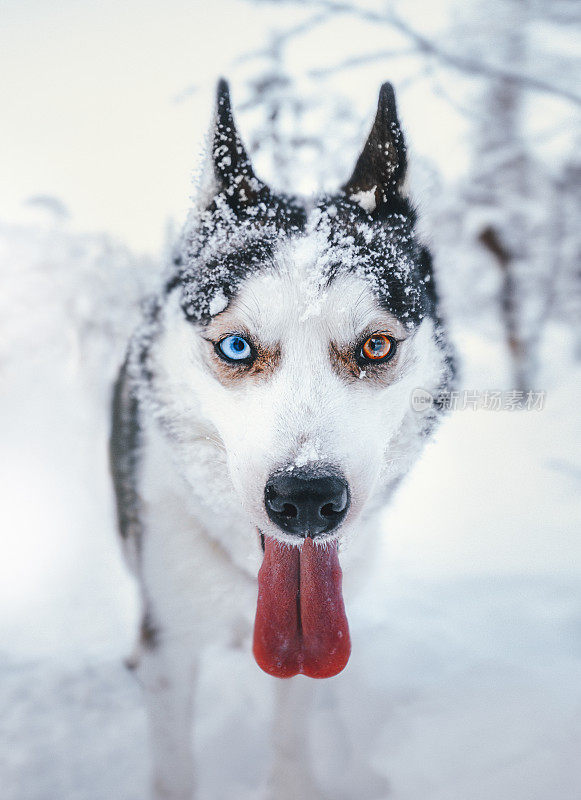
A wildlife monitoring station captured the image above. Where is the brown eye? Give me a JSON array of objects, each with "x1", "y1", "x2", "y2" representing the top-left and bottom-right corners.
[{"x1": 360, "y1": 333, "x2": 396, "y2": 362}]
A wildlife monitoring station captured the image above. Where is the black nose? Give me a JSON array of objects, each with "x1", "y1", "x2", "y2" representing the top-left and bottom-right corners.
[{"x1": 264, "y1": 468, "x2": 350, "y2": 538}]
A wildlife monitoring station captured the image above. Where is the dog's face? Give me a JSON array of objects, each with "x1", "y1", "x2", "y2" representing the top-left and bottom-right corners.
[
  {"x1": 148, "y1": 81, "x2": 452, "y2": 545},
  {"x1": 187, "y1": 239, "x2": 446, "y2": 546}
]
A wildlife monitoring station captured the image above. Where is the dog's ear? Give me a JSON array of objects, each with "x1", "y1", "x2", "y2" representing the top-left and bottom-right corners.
[
  {"x1": 200, "y1": 79, "x2": 267, "y2": 214},
  {"x1": 342, "y1": 83, "x2": 407, "y2": 213}
]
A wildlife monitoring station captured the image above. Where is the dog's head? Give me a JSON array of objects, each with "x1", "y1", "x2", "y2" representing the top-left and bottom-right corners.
[{"x1": 147, "y1": 80, "x2": 453, "y2": 547}]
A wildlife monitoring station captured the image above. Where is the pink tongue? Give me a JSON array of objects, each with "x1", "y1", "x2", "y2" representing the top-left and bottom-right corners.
[{"x1": 253, "y1": 536, "x2": 351, "y2": 679}]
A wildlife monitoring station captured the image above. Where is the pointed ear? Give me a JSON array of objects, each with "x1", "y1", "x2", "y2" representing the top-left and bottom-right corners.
[
  {"x1": 201, "y1": 79, "x2": 266, "y2": 213},
  {"x1": 342, "y1": 83, "x2": 407, "y2": 213}
]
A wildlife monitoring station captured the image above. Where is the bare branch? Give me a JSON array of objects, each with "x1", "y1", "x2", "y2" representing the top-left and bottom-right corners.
[
  {"x1": 175, "y1": 11, "x2": 332, "y2": 105},
  {"x1": 308, "y1": 48, "x2": 416, "y2": 78},
  {"x1": 255, "y1": 0, "x2": 581, "y2": 108},
  {"x1": 234, "y1": 10, "x2": 333, "y2": 64}
]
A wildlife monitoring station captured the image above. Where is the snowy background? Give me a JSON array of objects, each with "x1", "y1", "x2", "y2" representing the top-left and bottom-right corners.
[{"x1": 1, "y1": 1, "x2": 580, "y2": 798}]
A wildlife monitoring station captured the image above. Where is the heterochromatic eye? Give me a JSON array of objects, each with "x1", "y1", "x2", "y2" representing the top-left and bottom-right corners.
[
  {"x1": 217, "y1": 334, "x2": 253, "y2": 362},
  {"x1": 359, "y1": 333, "x2": 397, "y2": 362}
]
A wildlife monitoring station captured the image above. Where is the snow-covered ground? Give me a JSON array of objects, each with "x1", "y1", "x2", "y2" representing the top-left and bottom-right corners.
[
  {"x1": 1, "y1": 213, "x2": 580, "y2": 799},
  {"x1": 1, "y1": 1, "x2": 580, "y2": 797}
]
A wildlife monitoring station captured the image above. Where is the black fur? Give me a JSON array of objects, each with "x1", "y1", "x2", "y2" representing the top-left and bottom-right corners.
[
  {"x1": 314, "y1": 196, "x2": 430, "y2": 327},
  {"x1": 114, "y1": 79, "x2": 453, "y2": 412},
  {"x1": 168, "y1": 80, "x2": 307, "y2": 324},
  {"x1": 165, "y1": 80, "x2": 441, "y2": 336},
  {"x1": 110, "y1": 358, "x2": 142, "y2": 546},
  {"x1": 342, "y1": 82, "x2": 408, "y2": 208}
]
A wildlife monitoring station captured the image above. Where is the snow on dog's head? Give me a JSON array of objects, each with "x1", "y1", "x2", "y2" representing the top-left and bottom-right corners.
[{"x1": 143, "y1": 80, "x2": 453, "y2": 544}]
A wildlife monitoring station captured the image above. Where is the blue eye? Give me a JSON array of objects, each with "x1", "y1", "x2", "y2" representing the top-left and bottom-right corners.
[{"x1": 218, "y1": 335, "x2": 253, "y2": 362}]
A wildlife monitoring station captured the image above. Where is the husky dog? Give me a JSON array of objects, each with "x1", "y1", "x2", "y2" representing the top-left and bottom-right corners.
[{"x1": 110, "y1": 79, "x2": 453, "y2": 800}]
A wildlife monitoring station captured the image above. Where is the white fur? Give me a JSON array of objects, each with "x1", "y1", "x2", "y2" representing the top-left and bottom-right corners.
[
  {"x1": 145, "y1": 230, "x2": 445, "y2": 551},
  {"x1": 126, "y1": 221, "x2": 447, "y2": 798}
]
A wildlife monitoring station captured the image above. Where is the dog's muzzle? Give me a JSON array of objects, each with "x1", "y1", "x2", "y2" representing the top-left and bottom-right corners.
[{"x1": 264, "y1": 466, "x2": 350, "y2": 538}]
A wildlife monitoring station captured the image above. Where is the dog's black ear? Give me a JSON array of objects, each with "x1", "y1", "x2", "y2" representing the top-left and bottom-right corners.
[
  {"x1": 201, "y1": 79, "x2": 266, "y2": 214},
  {"x1": 342, "y1": 83, "x2": 407, "y2": 213}
]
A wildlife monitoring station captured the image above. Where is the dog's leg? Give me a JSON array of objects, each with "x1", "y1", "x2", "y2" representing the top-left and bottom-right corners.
[
  {"x1": 137, "y1": 638, "x2": 197, "y2": 800},
  {"x1": 267, "y1": 676, "x2": 328, "y2": 800}
]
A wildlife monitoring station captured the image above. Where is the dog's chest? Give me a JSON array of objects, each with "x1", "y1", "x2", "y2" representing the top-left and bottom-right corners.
[{"x1": 138, "y1": 418, "x2": 260, "y2": 642}]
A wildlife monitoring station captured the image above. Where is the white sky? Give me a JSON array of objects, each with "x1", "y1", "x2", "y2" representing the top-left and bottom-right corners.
[
  {"x1": 0, "y1": 0, "x2": 468, "y2": 254},
  {"x1": 1, "y1": 0, "x2": 576, "y2": 255},
  {"x1": 0, "y1": 0, "x2": 279, "y2": 252}
]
